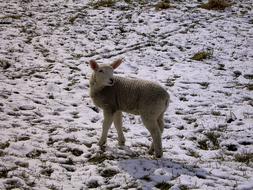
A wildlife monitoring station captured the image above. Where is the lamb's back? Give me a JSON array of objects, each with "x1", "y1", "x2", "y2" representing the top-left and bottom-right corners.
[{"x1": 113, "y1": 76, "x2": 169, "y2": 114}]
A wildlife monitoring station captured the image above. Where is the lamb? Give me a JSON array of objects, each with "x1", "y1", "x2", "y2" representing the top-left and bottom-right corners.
[{"x1": 89, "y1": 58, "x2": 170, "y2": 158}]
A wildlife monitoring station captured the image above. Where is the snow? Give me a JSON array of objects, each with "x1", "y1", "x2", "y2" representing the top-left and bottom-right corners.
[{"x1": 0, "y1": 0, "x2": 253, "y2": 189}]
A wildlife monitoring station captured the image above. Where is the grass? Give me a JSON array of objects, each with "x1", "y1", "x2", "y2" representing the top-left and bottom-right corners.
[
  {"x1": 180, "y1": 185, "x2": 190, "y2": 190},
  {"x1": 191, "y1": 50, "x2": 213, "y2": 61},
  {"x1": 89, "y1": 0, "x2": 116, "y2": 8},
  {"x1": 140, "y1": 175, "x2": 151, "y2": 181},
  {"x1": 87, "y1": 180, "x2": 100, "y2": 188},
  {"x1": 155, "y1": 0, "x2": 172, "y2": 10},
  {"x1": 200, "y1": 0, "x2": 232, "y2": 10},
  {"x1": 187, "y1": 149, "x2": 200, "y2": 158},
  {"x1": 70, "y1": 148, "x2": 83, "y2": 157},
  {"x1": 100, "y1": 168, "x2": 119, "y2": 178},
  {"x1": 26, "y1": 149, "x2": 45, "y2": 158},
  {"x1": 0, "y1": 150, "x2": 6, "y2": 157},
  {"x1": 234, "y1": 152, "x2": 253, "y2": 165},
  {"x1": 0, "y1": 15, "x2": 22, "y2": 20},
  {"x1": 88, "y1": 154, "x2": 114, "y2": 163},
  {"x1": 211, "y1": 110, "x2": 221, "y2": 116},
  {"x1": 155, "y1": 182, "x2": 173, "y2": 190},
  {"x1": 0, "y1": 141, "x2": 10, "y2": 149},
  {"x1": 0, "y1": 168, "x2": 8, "y2": 178},
  {"x1": 206, "y1": 132, "x2": 220, "y2": 149},
  {"x1": 0, "y1": 59, "x2": 11, "y2": 69},
  {"x1": 198, "y1": 82, "x2": 210, "y2": 89},
  {"x1": 246, "y1": 83, "x2": 253, "y2": 91},
  {"x1": 89, "y1": 0, "x2": 149, "y2": 9},
  {"x1": 69, "y1": 13, "x2": 79, "y2": 24},
  {"x1": 198, "y1": 139, "x2": 209, "y2": 150},
  {"x1": 41, "y1": 167, "x2": 54, "y2": 177}
]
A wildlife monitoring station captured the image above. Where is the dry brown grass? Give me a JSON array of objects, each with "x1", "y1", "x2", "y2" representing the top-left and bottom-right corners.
[
  {"x1": 200, "y1": 0, "x2": 232, "y2": 10},
  {"x1": 155, "y1": 0, "x2": 171, "y2": 10}
]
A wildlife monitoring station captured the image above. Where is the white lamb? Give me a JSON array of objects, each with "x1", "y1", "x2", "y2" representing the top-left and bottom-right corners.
[{"x1": 89, "y1": 58, "x2": 170, "y2": 158}]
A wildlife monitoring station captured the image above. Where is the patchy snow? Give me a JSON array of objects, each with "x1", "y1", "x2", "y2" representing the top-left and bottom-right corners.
[{"x1": 0, "y1": 0, "x2": 252, "y2": 189}]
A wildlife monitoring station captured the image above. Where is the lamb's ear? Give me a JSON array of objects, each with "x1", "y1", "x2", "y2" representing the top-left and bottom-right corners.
[
  {"x1": 111, "y1": 58, "x2": 123, "y2": 69},
  {"x1": 89, "y1": 60, "x2": 99, "y2": 71}
]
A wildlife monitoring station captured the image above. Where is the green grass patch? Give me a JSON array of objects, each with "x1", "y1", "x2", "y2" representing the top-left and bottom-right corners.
[
  {"x1": 234, "y1": 152, "x2": 253, "y2": 165},
  {"x1": 200, "y1": 0, "x2": 232, "y2": 10},
  {"x1": 191, "y1": 50, "x2": 213, "y2": 61}
]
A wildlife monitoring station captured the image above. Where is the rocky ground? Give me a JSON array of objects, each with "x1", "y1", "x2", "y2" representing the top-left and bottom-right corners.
[{"x1": 0, "y1": 0, "x2": 252, "y2": 189}]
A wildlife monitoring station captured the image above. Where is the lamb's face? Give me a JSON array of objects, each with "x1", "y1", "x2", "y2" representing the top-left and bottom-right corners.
[
  {"x1": 90, "y1": 58, "x2": 123, "y2": 87},
  {"x1": 95, "y1": 65, "x2": 114, "y2": 87}
]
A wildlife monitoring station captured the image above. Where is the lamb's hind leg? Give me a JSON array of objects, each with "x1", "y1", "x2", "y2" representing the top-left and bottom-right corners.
[
  {"x1": 98, "y1": 110, "x2": 113, "y2": 147},
  {"x1": 141, "y1": 116, "x2": 163, "y2": 158},
  {"x1": 157, "y1": 113, "x2": 165, "y2": 135},
  {"x1": 113, "y1": 111, "x2": 125, "y2": 146},
  {"x1": 147, "y1": 113, "x2": 165, "y2": 155}
]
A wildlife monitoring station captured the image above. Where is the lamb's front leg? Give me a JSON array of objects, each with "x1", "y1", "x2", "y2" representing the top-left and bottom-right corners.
[
  {"x1": 98, "y1": 110, "x2": 113, "y2": 147},
  {"x1": 113, "y1": 111, "x2": 125, "y2": 146}
]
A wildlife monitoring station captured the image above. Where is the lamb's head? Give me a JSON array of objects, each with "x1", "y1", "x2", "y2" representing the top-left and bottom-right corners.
[{"x1": 89, "y1": 58, "x2": 123, "y2": 88}]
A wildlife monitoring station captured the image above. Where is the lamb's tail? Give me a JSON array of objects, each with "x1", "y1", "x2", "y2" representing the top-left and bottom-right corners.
[{"x1": 164, "y1": 95, "x2": 170, "y2": 112}]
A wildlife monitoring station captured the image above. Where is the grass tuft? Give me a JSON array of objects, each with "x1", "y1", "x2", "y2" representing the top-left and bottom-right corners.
[
  {"x1": 155, "y1": 0, "x2": 172, "y2": 10},
  {"x1": 0, "y1": 15, "x2": 22, "y2": 20},
  {"x1": 200, "y1": 0, "x2": 232, "y2": 10},
  {"x1": 0, "y1": 141, "x2": 10, "y2": 149},
  {"x1": 198, "y1": 139, "x2": 209, "y2": 150},
  {"x1": 234, "y1": 152, "x2": 253, "y2": 165},
  {"x1": 246, "y1": 84, "x2": 253, "y2": 91},
  {"x1": 0, "y1": 168, "x2": 9, "y2": 178},
  {"x1": 155, "y1": 182, "x2": 173, "y2": 190},
  {"x1": 180, "y1": 185, "x2": 190, "y2": 190},
  {"x1": 100, "y1": 168, "x2": 119, "y2": 178},
  {"x1": 187, "y1": 149, "x2": 200, "y2": 158},
  {"x1": 89, "y1": 0, "x2": 116, "y2": 8},
  {"x1": 88, "y1": 154, "x2": 114, "y2": 163},
  {"x1": 191, "y1": 50, "x2": 213, "y2": 61},
  {"x1": 206, "y1": 132, "x2": 220, "y2": 149},
  {"x1": 69, "y1": 14, "x2": 79, "y2": 24}
]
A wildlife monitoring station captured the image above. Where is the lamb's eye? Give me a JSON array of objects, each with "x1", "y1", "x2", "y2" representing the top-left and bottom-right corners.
[{"x1": 98, "y1": 70, "x2": 103, "y2": 73}]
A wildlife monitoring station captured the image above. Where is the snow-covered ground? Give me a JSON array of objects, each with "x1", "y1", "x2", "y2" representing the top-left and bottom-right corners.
[{"x1": 0, "y1": 0, "x2": 252, "y2": 189}]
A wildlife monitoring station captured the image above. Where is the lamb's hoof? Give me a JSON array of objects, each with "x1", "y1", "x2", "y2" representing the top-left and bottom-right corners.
[
  {"x1": 148, "y1": 147, "x2": 154, "y2": 155},
  {"x1": 98, "y1": 140, "x2": 106, "y2": 147},
  {"x1": 118, "y1": 141, "x2": 125, "y2": 146},
  {"x1": 155, "y1": 151, "x2": 163, "y2": 158}
]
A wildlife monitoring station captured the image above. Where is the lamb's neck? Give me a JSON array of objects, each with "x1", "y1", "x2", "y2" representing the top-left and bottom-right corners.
[
  {"x1": 90, "y1": 84, "x2": 103, "y2": 96},
  {"x1": 89, "y1": 76, "x2": 104, "y2": 97}
]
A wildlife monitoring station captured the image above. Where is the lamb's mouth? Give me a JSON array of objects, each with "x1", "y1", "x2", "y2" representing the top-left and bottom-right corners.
[{"x1": 108, "y1": 79, "x2": 114, "y2": 85}]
